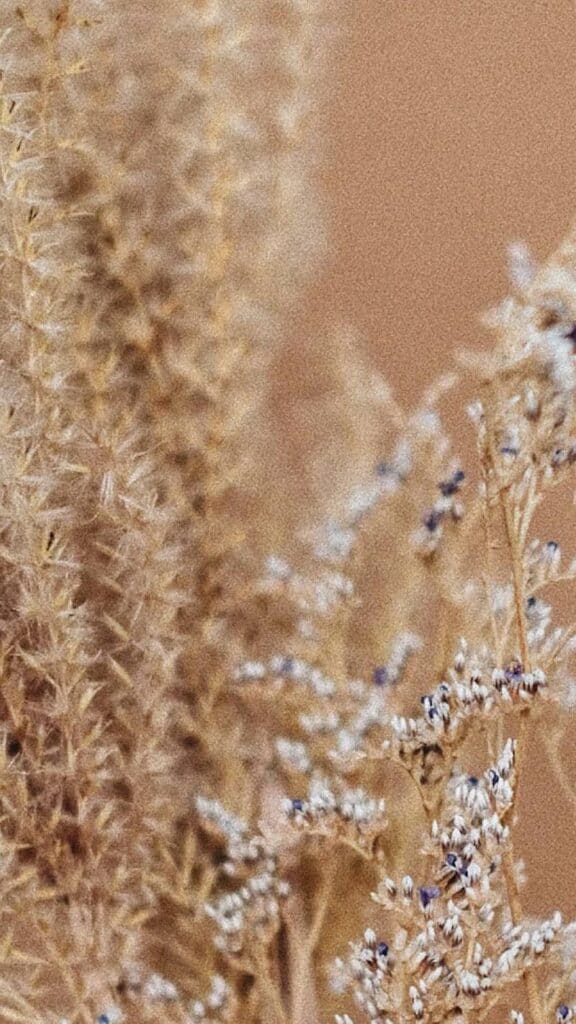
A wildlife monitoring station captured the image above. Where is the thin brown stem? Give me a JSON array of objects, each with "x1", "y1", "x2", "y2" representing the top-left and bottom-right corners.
[
  {"x1": 253, "y1": 945, "x2": 289, "y2": 1024},
  {"x1": 501, "y1": 492, "x2": 530, "y2": 670},
  {"x1": 306, "y1": 856, "x2": 337, "y2": 955},
  {"x1": 481, "y1": 378, "x2": 545, "y2": 1024},
  {"x1": 502, "y1": 844, "x2": 546, "y2": 1024}
]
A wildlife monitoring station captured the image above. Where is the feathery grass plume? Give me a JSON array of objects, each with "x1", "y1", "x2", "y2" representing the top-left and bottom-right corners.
[
  {"x1": 34, "y1": 1, "x2": 329, "y2": 1009},
  {"x1": 0, "y1": 5, "x2": 187, "y2": 1017},
  {"x1": 56, "y1": 0, "x2": 325, "y2": 587},
  {"x1": 46, "y1": 0, "x2": 325, "y2": 848},
  {"x1": 0, "y1": 4, "x2": 132, "y2": 1014}
]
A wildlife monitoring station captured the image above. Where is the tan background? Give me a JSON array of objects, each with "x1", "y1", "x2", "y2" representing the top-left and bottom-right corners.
[
  {"x1": 312, "y1": 0, "x2": 576, "y2": 385},
  {"x1": 285, "y1": 1, "x2": 576, "y2": 922}
]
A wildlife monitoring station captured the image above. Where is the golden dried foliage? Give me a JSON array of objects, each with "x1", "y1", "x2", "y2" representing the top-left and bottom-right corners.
[{"x1": 1, "y1": 5, "x2": 576, "y2": 1024}]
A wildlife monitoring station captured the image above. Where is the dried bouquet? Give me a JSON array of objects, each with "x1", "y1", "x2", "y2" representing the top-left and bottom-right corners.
[{"x1": 0, "y1": 4, "x2": 575, "y2": 1024}]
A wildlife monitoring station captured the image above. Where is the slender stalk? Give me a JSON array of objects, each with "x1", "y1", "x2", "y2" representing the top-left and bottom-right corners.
[{"x1": 253, "y1": 946, "x2": 289, "y2": 1024}]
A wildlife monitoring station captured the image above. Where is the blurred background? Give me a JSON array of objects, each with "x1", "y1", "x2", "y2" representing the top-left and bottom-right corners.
[
  {"x1": 269, "y1": 0, "x2": 576, "y2": 929},
  {"x1": 310, "y1": 0, "x2": 576, "y2": 388}
]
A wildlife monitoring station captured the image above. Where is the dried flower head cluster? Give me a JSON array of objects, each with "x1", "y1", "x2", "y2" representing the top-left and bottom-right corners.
[{"x1": 0, "y1": 3, "x2": 576, "y2": 1024}]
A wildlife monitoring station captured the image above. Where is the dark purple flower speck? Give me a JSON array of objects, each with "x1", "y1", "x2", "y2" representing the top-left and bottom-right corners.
[
  {"x1": 423, "y1": 510, "x2": 441, "y2": 532},
  {"x1": 373, "y1": 666, "x2": 389, "y2": 687},
  {"x1": 438, "y1": 469, "x2": 465, "y2": 497},
  {"x1": 505, "y1": 661, "x2": 523, "y2": 681},
  {"x1": 419, "y1": 885, "x2": 441, "y2": 908}
]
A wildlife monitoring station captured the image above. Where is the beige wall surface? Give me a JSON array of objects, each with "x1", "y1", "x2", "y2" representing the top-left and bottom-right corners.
[{"x1": 312, "y1": 1, "x2": 576, "y2": 386}]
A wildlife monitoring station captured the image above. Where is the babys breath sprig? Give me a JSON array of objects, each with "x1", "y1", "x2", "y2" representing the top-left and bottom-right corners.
[
  {"x1": 333, "y1": 739, "x2": 564, "y2": 1023},
  {"x1": 285, "y1": 778, "x2": 387, "y2": 859},
  {"x1": 324, "y1": 234, "x2": 576, "y2": 1024},
  {"x1": 197, "y1": 796, "x2": 290, "y2": 956}
]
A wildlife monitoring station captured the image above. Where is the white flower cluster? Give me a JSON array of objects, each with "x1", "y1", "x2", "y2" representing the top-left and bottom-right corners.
[
  {"x1": 299, "y1": 708, "x2": 341, "y2": 735},
  {"x1": 189, "y1": 974, "x2": 233, "y2": 1022},
  {"x1": 262, "y1": 553, "x2": 354, "y2": 615},
  {"x1": 412, "y1": 466, "x2": 466, "y2": 557},
  {"x1": 451, "y1": 739, "x2": 516, "y2": 816},
  {"x1": 498, "y1": 913, "x2": 563, "y2": 971},
  {"x1": 285, "y1": 777, "x2": 387, "y2": 851},
  {"x1": 136, "y1": 970, "x2": 177, "y2": 1003},
  {"x1": 237, "y1": 631, "x2": 421, "y2": 785},
  {"x1": 234, "y1": 654, "x2": 335, "y2": 697},
  {"x1": 205, "y1": 864, "x2": 290, "y2": 955},
  {"x1": 196, "y1": 796, "x2": 265, "y2": 867},
  {"x1": 197, "y1": 797, "x2": 289, "y2": 955},
  {"x1": 308, "y1": 440, "x2": 411, "y2": 565},
  {"x1": 490, "y1": 261, "x2": 576, "y2": 370},
  {"x1": 385, "y1": 658, "x2": 546, "y2": 780},
  {"x1": 331, "y1": 685, "x2": 387, "y2": 759},
  {"x1": 527, "y1": 536, "x2": 563, "y2": 575},
  {"x1": 275, "y1": 736, "x2": 312, "y2": 774},
  {"x1": 330, "y1": 928, "x2": 393, "y2": 1023},
  {"x1": 142, "y1": 973, "x2": 179, "y2": 1001},
  {"x1": 294, "y1": 633, "x2": 420, "y2": 758},
  {"x1": 89, "y1": 968, "x2": 234, "y2": 1022},
  {"x1": 474, "y1": 259, "x2": 576, "y2": 495},
  {"x1": 334, "y1": 743, "x2": 564, "y2": 1023},
  {"x1": 524, "y1": 542, "x2": 576, "y2": 672}
]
